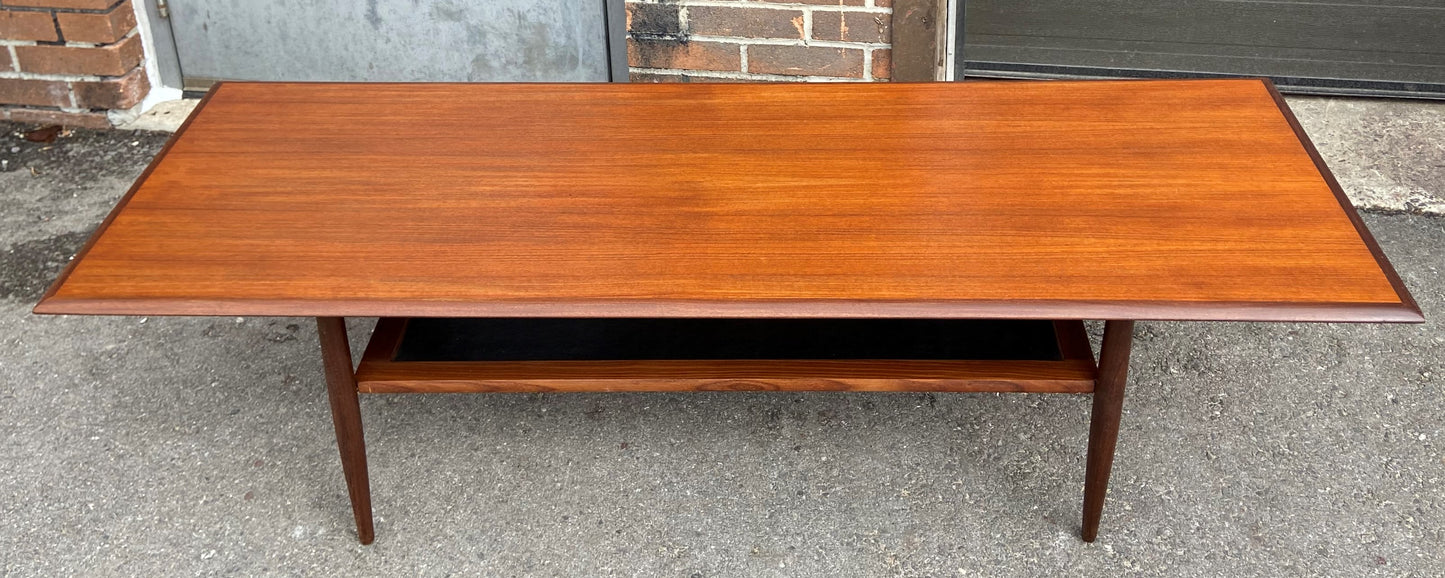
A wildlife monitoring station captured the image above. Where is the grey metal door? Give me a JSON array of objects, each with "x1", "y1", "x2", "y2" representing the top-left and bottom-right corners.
[
  {"x1": 157, "y1": 0, "x2": 625, "y2": 90},
  {"x1": 960, "y1": 0, "x2": 1445, "y2": 98}
]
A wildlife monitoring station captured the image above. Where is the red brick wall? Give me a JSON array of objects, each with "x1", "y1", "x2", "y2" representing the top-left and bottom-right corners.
[
  {"x1": 627, "y1": 0, "x2": 892, "y2": 82},
  {"x1": 0, "y1": 0, "x2": 148, "y2": 128}
]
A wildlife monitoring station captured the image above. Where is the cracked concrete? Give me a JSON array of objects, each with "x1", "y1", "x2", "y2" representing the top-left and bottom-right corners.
[
  {"x1": 1, "y1": 96, "x2": 1442, "y2": 576},
  {"x1": 1290, "y1": 96, "x2": 1445, "y2": 215}
]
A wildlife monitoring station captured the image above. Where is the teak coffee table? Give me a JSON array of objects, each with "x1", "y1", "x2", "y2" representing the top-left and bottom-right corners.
[{"x1": 35, "y1": 79, "x2": 1421, "y2": 544}]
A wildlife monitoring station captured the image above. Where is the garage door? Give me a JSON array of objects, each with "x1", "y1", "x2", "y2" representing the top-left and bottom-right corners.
[{"x1": 960, "y1": 1, "x2": 1445, "y2": 98}]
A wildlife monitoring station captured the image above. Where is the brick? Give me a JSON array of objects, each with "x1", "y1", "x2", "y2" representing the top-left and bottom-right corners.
[
  {"x1": 5, "y1": 0, "x2": 119, "y2": 9},
  {"x1": 8, "y1": 106, "x2": 110, "y2": 128},
  {"x1": 688, "y1": 6, "x2": 803, "y2": 40},
  {"x1": 56, "y1": 0, "x2": 135, "y2": 44},
  {"x1": 0, "y1": 47, "x2": 12, "y2": 72},
  {"x1": 628, "y1": 38, "x2": 740, "y2": 72},
  {"x1": 71, "y1": 64, "x2": 146, "y2": 108},
  {"x1": 747, "y1": 45, "x2": 864, "y2": 78},
  {"x1": 15, "y1": 32, "x2": 141, "y2": 75},
  {"x1": 0, "y1": 77, "x2": 71, "y2": 107},
  {"x1": 811, "y1": 10, "x2": 890, "y2": 43},
  {"x1": 871, "y1": 48, "x2": 891, "y2": 80},
  {"x1": 0, "y1": 8, "x2": 60, "y2": 42},
  {"x1": 626, "y1": 2, "x2": 682, "y2": 38},
  {"x1": 874, "y1": 0, "x2": 893, "y2": 6}
]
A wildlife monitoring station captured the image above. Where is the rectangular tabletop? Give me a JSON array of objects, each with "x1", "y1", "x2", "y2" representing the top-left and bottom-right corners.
[{"x1": 35, "y1": 79, "x2": 1420, "y2": 322}]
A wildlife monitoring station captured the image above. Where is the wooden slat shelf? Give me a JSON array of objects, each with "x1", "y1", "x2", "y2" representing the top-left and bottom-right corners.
[{"x1": 356, "y1": 318, "x2": 1098, "y2": 394}]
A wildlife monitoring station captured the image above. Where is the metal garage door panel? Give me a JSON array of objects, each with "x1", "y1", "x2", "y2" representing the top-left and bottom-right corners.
[
  {"x1": 962, "y1": 0, "x2": 1445, "y2": 97},
  {"x1": 169, "y1": 0, "x2": 613, "y2": 89}
]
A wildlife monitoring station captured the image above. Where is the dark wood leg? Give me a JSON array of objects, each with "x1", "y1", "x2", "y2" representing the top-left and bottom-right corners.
[
  {"x1": 317, "y1": 316, "x2": 375, "y2": 545},
  {"x1": 1081, "y1": 320, "x2": 1134, "y2": 542}
]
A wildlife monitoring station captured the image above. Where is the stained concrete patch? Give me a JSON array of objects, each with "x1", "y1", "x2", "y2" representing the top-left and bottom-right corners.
[
  {"x1": 1287, "y1": 96, "x2": 1445, "y2": 215},
  {"x1": 115, "y1": 99, "x2": 201, "y2": 133},
  {"x1": 0, "y1": 231, "x2": 89, "y2": 301},
  {"x1": 0, "y1": 124, "x2": 168, "y2": 249}
]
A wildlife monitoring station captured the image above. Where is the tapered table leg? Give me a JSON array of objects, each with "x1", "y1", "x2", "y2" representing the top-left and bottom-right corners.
[
  {"x1": 317, "y1": 316, "x2": 375, "y2": 545},
  {"x1": 1081, "y1": 320, "x2": 1134, "y2": 542}
]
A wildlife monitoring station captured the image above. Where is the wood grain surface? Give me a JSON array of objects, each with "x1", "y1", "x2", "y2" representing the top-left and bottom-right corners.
[
  {"x1": 317, "y1": 316, "x2": 373, "y2": 544},
  {"x1": 35, "y1": 79, "x2": 1420, "y2": 321},
  {"x1": 355, "y1": 360, "x2": 1099, "y2": 394},
  {"x1": 1082, "y1": 319, "x2": 1134, "y2": 542}
]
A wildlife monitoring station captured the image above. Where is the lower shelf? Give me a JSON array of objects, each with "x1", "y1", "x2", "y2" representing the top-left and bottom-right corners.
[{"x1": 355, "y1": 318, "x2": 1098, "y2": 394}]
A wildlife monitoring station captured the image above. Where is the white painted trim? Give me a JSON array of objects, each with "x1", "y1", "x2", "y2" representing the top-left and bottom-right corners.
[
  {"x1": 666, "y1": 1, "x2": 891, "y2": 14},
  {"x1": 688, "y1": 35, "x2": 888, "y2": 50},
  {"x1": 944, "y1": 0, "x2": 958, "y2": 81},
  {"x1": 130, "y1": 0, "x2": 182, "y2": 113}
]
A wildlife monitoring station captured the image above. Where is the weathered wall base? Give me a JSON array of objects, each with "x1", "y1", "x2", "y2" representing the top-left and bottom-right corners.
[
  {"x1": 0, "y1": 0, "x2": 148, "y2": 128},
  {"x1": 627, "y1": 0, "x2": 893, "y2": 82}
]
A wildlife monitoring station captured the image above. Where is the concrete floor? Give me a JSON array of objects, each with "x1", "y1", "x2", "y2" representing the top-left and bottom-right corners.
[
  {"x1": 1289, "y1": 96, "x2": 1445, "y2": 215},
  {"x1": 1, "y1": 97, "x2": 1442, "y2": 576}
]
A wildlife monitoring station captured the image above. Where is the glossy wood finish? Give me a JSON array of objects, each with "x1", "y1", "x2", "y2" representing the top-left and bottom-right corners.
[
  {"x1": 35, "y1": 79, "x2": 1419, "y2": 323},
  {"x1": 354, "y1": 317, "x2": 1098, "y2": 394},
  {"x1": 1081, "y1": 320, "x2": 1134, "y2": 542},
  {"x1": 317, "y1": 317, "x2": 374, "y2": 545},
  {"x1": 1263, "y1": 83, "x2": 1421, "y2": 318},
  {"x1": 359, "y1": 360, "x2": 1098, "y2": 394}
]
